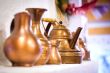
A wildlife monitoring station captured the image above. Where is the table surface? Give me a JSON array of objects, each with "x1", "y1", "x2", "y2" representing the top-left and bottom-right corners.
[{"x1": 0, "y1": 61, "x2": 98, "y2": 73}]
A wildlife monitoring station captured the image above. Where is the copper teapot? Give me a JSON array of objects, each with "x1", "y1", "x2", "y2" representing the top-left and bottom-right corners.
[{"x1": 42, "y1": 18, "x2": 82, "y2": 64}]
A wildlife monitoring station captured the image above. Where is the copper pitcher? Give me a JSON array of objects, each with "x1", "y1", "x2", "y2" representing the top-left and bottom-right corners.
[
  {"x1": 3, "y1": 12, "x2": 42, "y2": 66},
  {"x1": 42, "y1": 18, "x2": 82, "y2": 64},
  {"x1": 26, "y1": 8, "x2": 51, "y2": 65},
  {"x1": 47, "y1": 40, "x2": 62, "y2": 64},
  {"x1": 78, "y1": 38, "x2": 90, "y2": 60}
]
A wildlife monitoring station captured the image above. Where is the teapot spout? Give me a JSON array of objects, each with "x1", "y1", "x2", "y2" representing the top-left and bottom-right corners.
[{"x1": 70, "y1": 27, "x2": 82, "y2": 49}]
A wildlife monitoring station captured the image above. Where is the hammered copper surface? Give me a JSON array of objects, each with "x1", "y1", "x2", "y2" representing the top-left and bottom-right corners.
[
  {"x1": 26, "y1": 8, "x2": 51, "y2": 65},
  {"x1": 3, "y1": 12, "x2": 42, "y2": 66}
]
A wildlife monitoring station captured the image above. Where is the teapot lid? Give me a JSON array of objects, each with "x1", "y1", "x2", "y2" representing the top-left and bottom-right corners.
[{"x1": 49, "y1": 22, "x2": 70, "y2": 39}]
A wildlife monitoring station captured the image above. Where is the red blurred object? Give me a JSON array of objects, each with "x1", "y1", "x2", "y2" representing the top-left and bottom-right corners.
[{"x1": 66, "y1": 0, "x2": 98, "y2": 15}]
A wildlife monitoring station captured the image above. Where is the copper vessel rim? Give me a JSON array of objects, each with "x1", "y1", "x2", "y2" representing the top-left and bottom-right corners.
[
  {"x1": 26, "y1": 8, "x2": 47, "y2": 11},
  {"x1": 14, "y1": 12, "x2": 29, "y2": 16}
]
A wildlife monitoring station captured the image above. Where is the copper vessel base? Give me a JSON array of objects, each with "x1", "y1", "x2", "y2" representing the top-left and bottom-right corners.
[{"x1": 60, "y1": 51, "x2": 82, "y2": 64}]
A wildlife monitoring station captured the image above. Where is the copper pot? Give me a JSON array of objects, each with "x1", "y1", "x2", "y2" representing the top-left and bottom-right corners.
[
  {"x1": 47, "y1": 40, "x2": 62, "y2": 64},
  {"x1": 3, "y1": 12, "x2": 42, "y2": 66},
  {"x1": 26, "y1": 8, "x2": 51, "y2": 65}
]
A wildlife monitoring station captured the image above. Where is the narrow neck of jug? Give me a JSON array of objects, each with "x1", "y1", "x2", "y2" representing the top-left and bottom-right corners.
[
  {"x1": 26, "y1": 8, "x2": 47, "y2": 34},
  {"x1": 13, "y1": 12, "x2": 30, "y2": 33}
]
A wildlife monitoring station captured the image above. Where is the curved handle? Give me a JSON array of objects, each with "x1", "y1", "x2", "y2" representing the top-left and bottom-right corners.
[
  {"x1": 42, "y1": 18, "x2": 63, "y2": 38},
  {"x1": 42, "y1": 18, "x2": 56, "y2": 23},
  {"x1": 41, "y1": 18, "x2": 56, "y2": 38}
]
